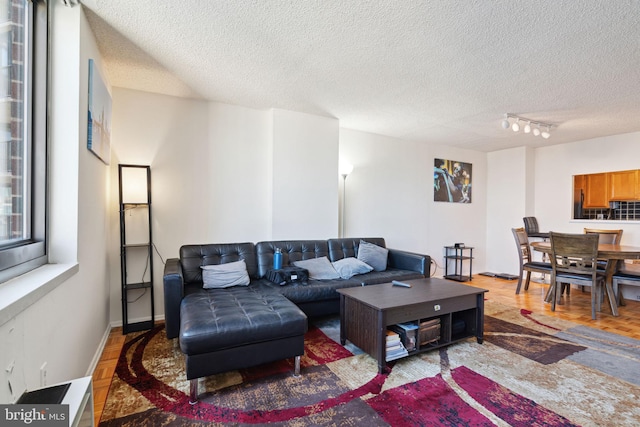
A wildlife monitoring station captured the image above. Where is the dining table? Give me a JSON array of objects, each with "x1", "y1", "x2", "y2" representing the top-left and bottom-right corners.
[{"x1": 531, "y1": 241, "x2": 640, "y2": 317}]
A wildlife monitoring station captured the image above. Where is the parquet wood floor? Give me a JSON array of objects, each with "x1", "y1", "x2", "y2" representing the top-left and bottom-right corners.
[{"x1": 90, "y1": 275, "x2": 640, "y2": 425}]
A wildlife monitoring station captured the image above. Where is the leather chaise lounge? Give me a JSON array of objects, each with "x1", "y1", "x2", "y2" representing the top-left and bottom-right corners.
[{"x1": 163, "y1": 237, "x2": 431, "y2": 403}]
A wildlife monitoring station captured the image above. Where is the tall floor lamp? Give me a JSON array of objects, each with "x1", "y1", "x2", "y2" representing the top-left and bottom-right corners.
[{"x1": 340, "y1": 162, "x2": 354, "y2": 237}]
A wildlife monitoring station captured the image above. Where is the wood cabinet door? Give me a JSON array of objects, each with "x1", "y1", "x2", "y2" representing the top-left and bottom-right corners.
[
  {"x1": 584, "y1": 173, "x2": 609, "y2": 208},
  {"x1": 609, "y1": 170, "x2": 639, "y2": 201}
]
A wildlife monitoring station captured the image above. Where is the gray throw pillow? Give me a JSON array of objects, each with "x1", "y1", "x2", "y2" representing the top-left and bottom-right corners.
[
  {"x1": 357, "y1": 240, "x2": 388, "y2": 271},
  {"x1": 201, "y1": 259, "x2": 250, "y2": 288},
  {"x1": 332, "y1": 257, "x2": 374, "y2": 279},
  {"x1": 293, "y1": 256, "x2": 340, "y2": 280}
]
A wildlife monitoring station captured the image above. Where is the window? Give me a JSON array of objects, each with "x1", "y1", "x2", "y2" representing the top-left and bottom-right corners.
[{"x1": 0, "y1": 0, "x2": 46, "y2": 282}]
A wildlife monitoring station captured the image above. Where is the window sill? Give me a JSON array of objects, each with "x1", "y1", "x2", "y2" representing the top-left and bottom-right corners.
[{"x1": 0, "y1": 263, "x2": 79, "y2": 327}]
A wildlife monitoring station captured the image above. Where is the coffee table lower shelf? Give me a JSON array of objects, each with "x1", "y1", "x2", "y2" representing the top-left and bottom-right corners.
[{"x1": 337, "y1": 279, "x2": 487, "y2": 373}]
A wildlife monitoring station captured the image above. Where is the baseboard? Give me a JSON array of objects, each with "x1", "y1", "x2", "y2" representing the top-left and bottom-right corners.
[
  {"x1": 110, "y1": 314, "x2": 165, "y2": 329},
  {"x1": 86, "y1": 323, "x2": 112, "y2": 377},
  {"x1": 89, "y1": 314, "x2": 166, "y2": 375}
]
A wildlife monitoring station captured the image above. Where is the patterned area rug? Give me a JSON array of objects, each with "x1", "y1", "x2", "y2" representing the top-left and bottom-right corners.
[{"x1": 99, "y1": 300, "x2": 640, "y2": 426}]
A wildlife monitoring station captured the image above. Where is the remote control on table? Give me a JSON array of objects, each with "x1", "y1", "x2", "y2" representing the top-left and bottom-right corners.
[{"x1": 392, "y1": 280, "x2": 412, "y2": 288}]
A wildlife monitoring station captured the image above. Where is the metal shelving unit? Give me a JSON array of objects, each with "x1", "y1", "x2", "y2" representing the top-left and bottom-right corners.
[
  {"x1": 443, "y1": 246, "x2": 474, "y2": 282},
  {"x1": 119, "y1": 164, "x2": 154, "y2": 334}
]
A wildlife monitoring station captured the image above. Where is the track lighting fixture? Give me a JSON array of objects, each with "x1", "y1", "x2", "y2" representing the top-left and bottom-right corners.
[{"x1": 501, "y1": 114, "x2": 553, "y2": 139}]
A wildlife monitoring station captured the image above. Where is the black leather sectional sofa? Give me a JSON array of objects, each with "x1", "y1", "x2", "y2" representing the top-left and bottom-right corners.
[{"x1": 163, "y1": 237, "x2": 430, "y2": 402}]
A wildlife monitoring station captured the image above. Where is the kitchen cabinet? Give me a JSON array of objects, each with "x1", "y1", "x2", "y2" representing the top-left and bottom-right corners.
[
  {"x1": 609, "y1": 170, "x2": 639, "y2": 201},
  {"x1": 583, "y1": 173, "x2": 609, "y2": 208}
]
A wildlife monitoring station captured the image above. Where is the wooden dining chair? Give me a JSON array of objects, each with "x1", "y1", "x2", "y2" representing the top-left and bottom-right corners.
[
  {"x1": 523, "y1": 217, "x2": 550, "y2": 264},
  {"x1": 511, "y1": 227, "x2": 552, "y2": 294},
  {"x1": 549, "y1": 232, "x2": 605, "y2": 320},
  {"x1": 583, "y1": 228, "x2": 623, "y2": 244},
  {"x1": 612, "y1": 262, "x2": 640, "y2": 306},
  {"x1": 581, "y1": 228, "x2": 624, "y2": 291}
]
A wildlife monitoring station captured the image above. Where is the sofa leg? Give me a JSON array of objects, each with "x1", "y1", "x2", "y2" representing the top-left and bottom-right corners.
[
  {"x1": 189, "y1": 379, "x2": 198, "y2": 404},
  {"x1": 294, "y1": 355, "x2": 301, "y2": 376}
]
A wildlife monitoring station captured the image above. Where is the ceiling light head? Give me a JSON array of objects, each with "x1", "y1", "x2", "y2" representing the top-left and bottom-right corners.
[
  {"x1": 511, "y1": 118, "x2": 520, "y2": 132},
  {"x1": 524, "y1": 121, "x2": 531, "y2": 133},
  {"x1": 532, "y1": 125, "x2": 541, "y2": 136},
  {"x1": 501, "y1": 116, "x2": 510, "y2": 130},
  {"x1": 541, "y1": 125, "x2": 551, "y2": 139}
]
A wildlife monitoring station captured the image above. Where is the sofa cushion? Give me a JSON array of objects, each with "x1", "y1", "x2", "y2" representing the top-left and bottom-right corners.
[
  {"x1": 332, "y1": 257, "x2": 373, "y2": 279},
  {"x1": 327, "y1": 237, "x2": 386, "y2": 262},
  {"x1": 293, "y1": 256, "x2": 341, "y2": 280},
  {"x1": 180, "y1": 286, "x2": 307, "y2": 355},
  {"x1": 201, "y1": 260, "x2": 250, "y2": 288},
  {"x1": 180, "y1": 243, "x2": 258, "y2": 284},
  {"x1": 357, "y1": 240, "x2": 389, "y2": 271},
  {"x1": 256, "y1": 240, "x2": 330, "y2": 278}
]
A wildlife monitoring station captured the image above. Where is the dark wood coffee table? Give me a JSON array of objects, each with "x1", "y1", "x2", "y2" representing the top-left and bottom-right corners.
[{"x1": 337, "y1": 277, "x2": 488, "y2": 373}]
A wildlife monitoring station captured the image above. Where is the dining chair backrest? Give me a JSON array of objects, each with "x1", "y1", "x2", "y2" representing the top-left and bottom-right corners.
[
  {"x1": 523, "y1": 216, "x2": 550, "y2": 239},
  {"x1": 584, "y1": 228, "x2": 623, "y2": 245},
  {"x1": 550, "y1": 232, "x2": 600, "y2": 277},
  {"x1": 523, "y1": 217, "x2": 540, "y2": 235},
  {"x1": 512, "y1": 227, "x2": 532, "y2": 264}
]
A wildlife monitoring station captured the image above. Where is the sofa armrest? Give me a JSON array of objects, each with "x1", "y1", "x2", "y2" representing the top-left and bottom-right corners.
[
  {"x1": 163, "y1": 258, "x2": 185, "y2": 339},
  {"x1": 388, "y1": 249, "x2": 431, "y2": 277}
]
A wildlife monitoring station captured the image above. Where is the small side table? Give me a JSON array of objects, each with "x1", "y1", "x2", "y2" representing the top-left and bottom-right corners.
[
  {"x1": 16, "y1": 376, "x2": 93, "y2": 427},
  {"x1": 444, "y1": 246, "x2": 473, "y2": 282}
]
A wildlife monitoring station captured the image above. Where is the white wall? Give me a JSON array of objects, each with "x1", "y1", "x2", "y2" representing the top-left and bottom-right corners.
[
  {"x1": 0, "y1": 4, "x2": 112, "y2": 403},
  {"x1": 272, "y1": 109, "x2": 339, "y2": 239},
  {"x1": 339, "y1": 129, "x2": 431, "y2": 252},
  {"x1": 339, "y1": 128, "x2": 488, "y2": 279},
  {"x1": 209, "y1": 103, "x2": 273, "y2": 242},
  {"x1": 486, "y1": 146, "x2": 531, "y2": 273}
]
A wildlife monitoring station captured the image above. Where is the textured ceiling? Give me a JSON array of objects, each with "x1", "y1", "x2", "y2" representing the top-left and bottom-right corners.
[{"x1": 81, "y1": 0, "x2": 640, "y2": 152}]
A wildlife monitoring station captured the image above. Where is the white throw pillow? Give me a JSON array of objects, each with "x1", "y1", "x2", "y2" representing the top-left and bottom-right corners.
[
  {"x1": 293, "y1": 256, "x2": 341, "y2": 280},
  {"x1": 201, "y1": 259, "x2": 250, "y2": 288},
  {"x1": 357, "y1": 240, "x2": 389, "y2": 271},
  {"x1": 332, "y1": 257, "x2": 374, "y2": 279}
]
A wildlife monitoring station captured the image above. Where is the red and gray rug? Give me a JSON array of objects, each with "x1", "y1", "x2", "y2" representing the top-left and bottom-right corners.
[{"x1": 99, "y1": 300, "x2": 640, "y2": 426}]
